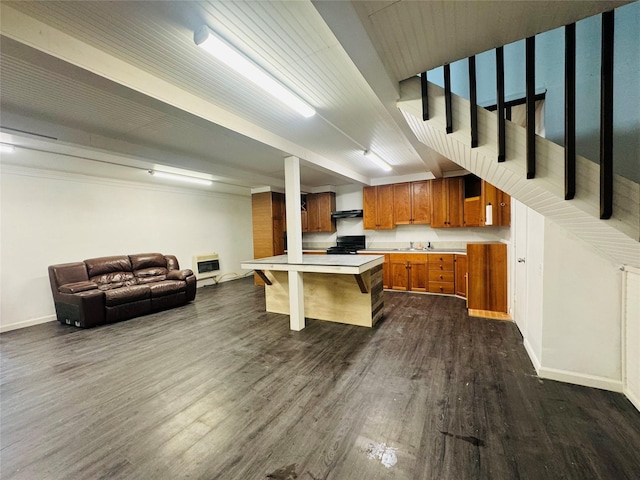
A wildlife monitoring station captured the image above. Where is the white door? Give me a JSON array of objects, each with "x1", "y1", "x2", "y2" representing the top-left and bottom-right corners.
[{"x1": 513, "y1": 200, "x2": 528, "y2": 335}]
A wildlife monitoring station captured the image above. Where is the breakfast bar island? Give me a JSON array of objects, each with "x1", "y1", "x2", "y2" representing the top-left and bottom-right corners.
[{"x1": 241, "y1": 254, "x2": 384, "y2": 329}]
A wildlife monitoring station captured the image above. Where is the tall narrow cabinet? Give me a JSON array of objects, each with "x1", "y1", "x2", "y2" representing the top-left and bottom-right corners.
[
  {"x1": 251, "y1": 192, "x2": 286, "y2": 285},
  {"x1": 467, "y1": 243, "x2": 507, "y2": 313}
]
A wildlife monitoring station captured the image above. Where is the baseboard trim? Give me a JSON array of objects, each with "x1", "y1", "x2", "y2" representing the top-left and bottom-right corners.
[
  {"x1": 523, "y1": 338, "x2": 541, "y2": 373},
  {"x1": 624, "y1": 388, "x2": 640, "y2": 413},
  {"x1": 538, "y1": 366, "x2": 623, "y2": 393},
  {"x1": 0, "y1": 315, "x2": 57, "y2": 333}
]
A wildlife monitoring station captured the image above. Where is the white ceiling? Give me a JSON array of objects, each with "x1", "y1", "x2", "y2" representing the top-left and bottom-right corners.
[{"x1": 0, "y1": 0, "x2": 627, "y2": 192}]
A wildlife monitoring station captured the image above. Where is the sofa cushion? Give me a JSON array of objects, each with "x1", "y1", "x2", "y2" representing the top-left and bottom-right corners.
[
  {"x1": 166, "y1": 269, "x2": 193, "y2": 281},
  {"x1": 134, "y1": 267, "x2": 168, "y2": 284},
  {"x1": 91, "y1": 271, "x2": 137, "y2": 289},
  {"x1": 129, "y1": 253, "x2": 166, "y2": 271},
  {"x1": 104, "y1": 284, "x2": 150, "y2": 307},
  {"x1": 85, "y1": 256, "x2": 132, "y2": 277},
  {"x1": 148, "y1": 280, "x2": 185, "y2": 298},
  {"x1": 59, "y1": 281, "x2": 98, "y2": 294}
]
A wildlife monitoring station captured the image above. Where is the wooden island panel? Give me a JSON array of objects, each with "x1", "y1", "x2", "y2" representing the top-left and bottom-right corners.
[{"x1": 264, "y1": 265, "x2": 384, "y2": 327}]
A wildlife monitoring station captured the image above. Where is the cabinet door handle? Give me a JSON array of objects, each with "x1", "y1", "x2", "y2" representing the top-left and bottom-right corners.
[
  {"x1": 440, "y1": 275, "x2": 443, "y2": 279},
  {"x1": 517, "y1": 257, "x2": 526, "y2": 263}
]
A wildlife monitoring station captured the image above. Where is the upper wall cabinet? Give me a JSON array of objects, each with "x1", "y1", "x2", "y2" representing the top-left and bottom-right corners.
[
  {"x1": 306, "y1": 192, "x2": 336, "y2": 233},
  {"x1": 393, "y1": 180, "x2": 431, "y2": 225},
  {"x1": 463, "y1": 175, "x2": 483, "y2": 227},
  {"x1": 363, "y1": 185, "x2": 394, "y2": 230},
  {"x1": 430, "y1": 177, "x2": 464, "y2": 228},
  {"x1": 482, "y1": 181, "x2": 511, "y2": 227}
]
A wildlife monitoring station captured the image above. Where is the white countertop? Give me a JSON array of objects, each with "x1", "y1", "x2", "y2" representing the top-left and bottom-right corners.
[{"x1": 241, "y1": 254, "x2": 384, "y2": 274}]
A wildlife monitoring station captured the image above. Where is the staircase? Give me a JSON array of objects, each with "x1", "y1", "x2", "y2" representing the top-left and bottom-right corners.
[{"x1": 397, "y1": 76, "x2": 639, "y2": 268}]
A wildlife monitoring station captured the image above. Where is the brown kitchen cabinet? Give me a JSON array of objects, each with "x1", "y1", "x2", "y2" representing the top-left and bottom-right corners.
[
  {"x1": 463, "y1": 197, "x2": 482, "y2": 227},
  {"x1": 427, "y1": 253, "x2": 455, "y2": 294},
  {"x1": 359, "y1": 253, "x2": 391, "y2": 288},
  {"x1": 306, "y1": 192, "x2": 336, "y2": 233},
  {"x1": 389, "y1": 253, "x2": 428, "y2": 292},
  {"x1": 467, "y1": 243, "x2": 507, "y2": 313},
  {"x1": 300, "y1": 194, "x2": 308, "y2": 232},
  {"x1": 455, "y1": 254, "x2": 468, "y2": 298},
  {"x1": 383, "y1": 254, "x2": 391, "y2": 289},
  {"x1": 482, "y1": 181, "x2": 511, "y2": 226},
  {"x1": 430, "y1": 177, "x2": 464, "y2": 228},
  {"x1": 393, "y1": 181, "x2": 431, "y2": 225},
  {"x1": 363, "y1": 185, "x2": 394, "y2": 230},
  {"x1": 251, "y1": 192, "x2": 286, "y2": 285},
  {"x1": 463, "y1": 175, "x2": 483, "y2": 227}
]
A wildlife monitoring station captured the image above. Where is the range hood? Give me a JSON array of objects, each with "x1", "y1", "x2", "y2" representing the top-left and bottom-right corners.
[{"x1": 331, "y1": 209, "x2": 363, "y2": 219}]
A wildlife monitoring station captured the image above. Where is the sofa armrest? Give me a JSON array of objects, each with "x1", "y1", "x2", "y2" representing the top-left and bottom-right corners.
[
  {"x1": 59, "y1": 281, "x2": 98, "y2": 294},
  {"x1": 166, "y1": 269, "x2": 194, "y2": 281},
  {"x1": 54, "y1": 290, "x2": 105, "y2": 328}
]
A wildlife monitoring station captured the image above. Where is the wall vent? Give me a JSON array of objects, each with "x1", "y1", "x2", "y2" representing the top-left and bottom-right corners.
[{"x1": 192, "y1": 253, "x2": 220, "y2": 280}]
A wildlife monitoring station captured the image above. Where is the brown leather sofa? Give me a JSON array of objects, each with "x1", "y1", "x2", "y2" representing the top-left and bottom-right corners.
[{"x1": 48, "y1": 253, "x2": 196, "y2": 328}]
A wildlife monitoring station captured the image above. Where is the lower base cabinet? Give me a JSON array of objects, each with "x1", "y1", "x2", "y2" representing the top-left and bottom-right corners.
[
  {"x1": 378, "y1": 252, "x2": 471, "y2": 301},
  {"x1": 455, "y1": 254, "x2": 467, "y2": 298},
  {"x1": 389, "y1": 254, "x2": 427, "y2": 292},
  {"x1": 467, "y1": 243, "x2": 507, "y2": 312},
  {"x1": 427, "y1": 254, "x2": 455, "y2": 294}
]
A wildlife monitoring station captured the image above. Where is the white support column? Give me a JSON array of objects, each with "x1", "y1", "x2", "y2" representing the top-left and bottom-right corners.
[
  {"x1": 284, "y1": 156, "x2": 305, "y2": 330},
  {"x1": 285, "y1": 156, "x2": 303, "y2": 262}
]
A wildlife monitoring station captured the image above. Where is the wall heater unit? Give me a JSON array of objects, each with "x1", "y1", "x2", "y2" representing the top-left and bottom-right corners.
[{"x1": 193, "y1": 253, "x2": 220, "y2": 280}]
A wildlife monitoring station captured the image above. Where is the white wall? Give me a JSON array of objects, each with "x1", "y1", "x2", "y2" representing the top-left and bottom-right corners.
[
  {"x1": 0, "y1": 163, "x2": 253, "y2": 332},
  {"x1": 525, "y1": 207, "x2": 545, "y2": 366},
  {"x1": 539, "y1": 218, "x2": 624, "y2": 391},
  {"x1": 303, "y1": 184, "x2": 510, "y2": 248},
  {"x1": 623, "y1": 267, "x2": 640, "y2": 411}
]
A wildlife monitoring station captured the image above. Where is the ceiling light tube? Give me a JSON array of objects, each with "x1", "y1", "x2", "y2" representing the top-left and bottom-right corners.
[
  {"x1": 0, "y1": 143, "x2": 16, "y2": 153},
  {"x1": 363, "y1": 150, "x2": 392, "y2": 172},
  {"x1": 149, "y1": 170, "x2": 213, "y2": 186},
  {"x1": 194, "y1": 25, "x2": 315, "y2": 118}
]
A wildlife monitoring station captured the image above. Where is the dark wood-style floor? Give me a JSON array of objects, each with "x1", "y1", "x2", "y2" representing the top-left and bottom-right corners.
[{"x1": 2, "y1": 278, "x2": 640, "y2": 480}]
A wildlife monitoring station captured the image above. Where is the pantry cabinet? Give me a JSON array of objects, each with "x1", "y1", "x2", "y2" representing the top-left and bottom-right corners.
[{"x1": 251, "y1": 192, "x2": 286, "y2": 285}]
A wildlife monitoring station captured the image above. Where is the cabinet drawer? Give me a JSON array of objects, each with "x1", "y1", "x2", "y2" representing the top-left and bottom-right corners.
[
  {"x1": 429, "y1": 282, "x2": 455, "y2": 294},
  {"x1": 428, "y1": 253, "x2": 454, "y2": 264},
  {"x1": 428, "y1": 259, "x2": 454, "y2": 272},
  {"x1": 428, "y1": 270, "x2": 455, "y2": 283}
]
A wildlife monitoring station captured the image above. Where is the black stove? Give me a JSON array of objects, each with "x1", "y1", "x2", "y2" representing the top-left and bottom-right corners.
[{"x1": 326, "y1": 235, "x2": 366, "y2": 255}]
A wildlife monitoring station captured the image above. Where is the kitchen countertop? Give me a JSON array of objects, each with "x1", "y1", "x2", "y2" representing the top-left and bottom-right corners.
[
  {"x1": 359, "y1": 249, "x2": 466, "y2": 254},
  {"x1": 241, "y1": 254, "x2": 384, "y2": 274},
  {"x1": 300, "y1": 248, "x2": 466, "y2": 254}
]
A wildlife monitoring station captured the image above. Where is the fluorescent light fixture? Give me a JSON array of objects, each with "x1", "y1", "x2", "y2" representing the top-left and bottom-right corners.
[
  {"x1": 194, "y1": 25, "x2": 315, "y2": 118},
  {"x1": 363, "y1": 150, "x2": 392, "y2": 172},
  {"x1": 0, "y1": 143, "x2": 16, "y2": 153},
  {"x1": 149, "y1": 170, "x2": 213, "y2": 186}
]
